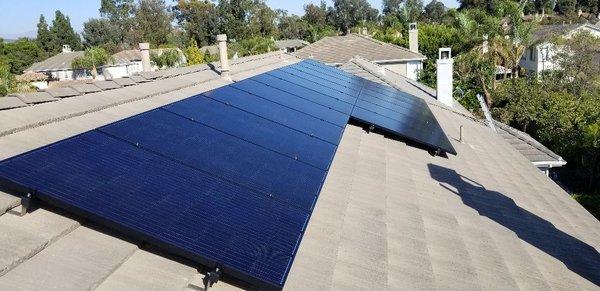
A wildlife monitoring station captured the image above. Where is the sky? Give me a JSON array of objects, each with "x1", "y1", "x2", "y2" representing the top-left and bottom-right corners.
[{"x1": 0, "y1": 0, "x2": 459, "y2": 38}]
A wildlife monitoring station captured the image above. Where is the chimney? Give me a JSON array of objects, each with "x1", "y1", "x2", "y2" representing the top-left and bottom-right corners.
[
  {"x1": 362, "y1": 27, "x2": 368, "y2": 36},
  {"x1": 482, "y1": 34, "x2": 489, "y2": 54},
  {"x1": 217, "y1": 34, "x2": 230, "y2": 77},
  {"x1": 139, "y1": 43, "x2": 151, "y2": 72},
  {"x1": 62, "y1": 44, "x2": 72, "y2": 53},
  {"x1": 436, "y1": 48, "x2": 453, "y2": 108},
  {"x1": 409, "y1": 23, "x2": 419, "y2": 53},
  {"x1": 577, "y1": 9, "x2": 583, "y2": 17}
]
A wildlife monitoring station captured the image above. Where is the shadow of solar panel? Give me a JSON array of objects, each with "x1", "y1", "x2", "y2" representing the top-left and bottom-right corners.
[{"x1": 0, "y1": 131, "x2": 308, "y2": 289}]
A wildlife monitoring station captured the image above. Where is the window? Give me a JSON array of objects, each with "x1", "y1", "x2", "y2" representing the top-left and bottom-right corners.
[{"x1": 530, "y1": 48, "x2": 534, "y2": 61}]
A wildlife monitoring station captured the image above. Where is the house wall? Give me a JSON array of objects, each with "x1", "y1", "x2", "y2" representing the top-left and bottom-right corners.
[
  {"x1": 102, "y1": 62, "x2": 143, "y2": 79},
  {"x1": 381, "y1": 60, "x2": 422, "y2": 81},
  {"x1": 48, "y1": 69, "x2": 95, "y2": 81},
  {"x1": 521, "y1": 25, "x2": 600, "y2": 74}
]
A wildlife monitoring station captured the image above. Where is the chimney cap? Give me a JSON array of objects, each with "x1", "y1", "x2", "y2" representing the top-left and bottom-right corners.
[
  {"x1": 62, "y1": 44, "x2": 72, "y2": 53},
  {"x1": 439, "y1": 48, "x2": 452, "y2": 60},
  {"x1": 409, "y1": 23, "x2": 418, "y2": 30},
  {"x1": 217, "y1": 34, "x2": 227, "y2": 42}
]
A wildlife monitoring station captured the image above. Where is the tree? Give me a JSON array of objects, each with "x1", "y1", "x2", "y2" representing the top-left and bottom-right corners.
[
  {"x1": 555, "y1": 0, "x2": 577, "y2": 15},
  {"x1": 230, "y1": 37, "x2": 278, "y2": 56},
  {"x1": 71, "y1": 47, "x2": 112, "y2": 79},
  {"x1": 185, "y1": 39, "x2": 204, "y2": 65},
  {"x1": 247, "y1": 1, "x2": 278, "y2": 37},
  {"x1": 383, "y1": 0, "x2": 404, "y2": 15},
  {"x1": 100, "y1": 0, "x2": 136, "y2": 44},
  {"x1": 217, "y1": 0, "x2": 254, "y2": 40},
  {"x1": 82, "y1": 18, "x2": 120, "y2": 50},
  {"x1": 135, "y1": 0, "x2": 173, "y2": 46},
  {"x1": 278, "y1": 13, "x2": 310, "y2": 40},
  {"x1": 423, "y1": 0, "x2": 447, "y2": 22},
  {"x1": 173, "y1": 0, "x2": 219, "y2": 46},
  {"x1": 150, "y1": 49, "x2": 181, "y2": 68},
  {"x1": 1, "y1": 38, "x2": 46, "y2": 74},
  {"x1": 332, "y1": 0, "x2": 379, "y2": 35},
  {"x1": 50, "y1": 11, "x2": 82, "y2": 52},
  {"x1": 401, "y1": 0, "x2": 424, "y2": 23},
  {"x1": 0, "y1": 58, "x2": 11, "y2": 96},
  {"x1": 36, "y1": 15, "x2": 55, "y2": 55},
  {"x1": 304, "y1": 1, "x2": 329, "y2": 26}
]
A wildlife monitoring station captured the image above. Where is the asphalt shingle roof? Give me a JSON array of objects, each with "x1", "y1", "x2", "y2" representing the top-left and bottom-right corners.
[
  {"x1": 27, "y1": 51, "x2": 84, "y2": 72},
  {"x1": 295, "y1": 34, "x2": 426, "y2": 65},
  {"x1": 0, "y1": 51, "x2": 598, "y2": 290}
]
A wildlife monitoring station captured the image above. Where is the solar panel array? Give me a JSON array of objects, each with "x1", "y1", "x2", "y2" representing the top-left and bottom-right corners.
[{"x1": 0, "y1": 60, "x2": 455, "y2": 289}]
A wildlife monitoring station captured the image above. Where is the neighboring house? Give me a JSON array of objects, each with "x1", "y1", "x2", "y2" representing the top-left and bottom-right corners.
[
  {"x1": 0, "y1": 51, "x2": 598, "y2": 290},
  {"x1": 339, "y1": 56, "x2": 567, "y2": 175},
  {"x1": 275, "y1": 39, "x2": 309, "y2": 53},
  {"x1": 295, "y1": 31, "x2": 426, "y2": 80},
  {"x1": 15, "y1": 71, "x2": 49, "y2": 90},
  {"x1": 25, "y1": 45, "x2": 90, "y2": 81},
  {"x1": 520, "y1": 23, "x2": 600, "y2": 74},
  {"x1": 106, "y1": 48, "x2": 186, "y2": 79}
]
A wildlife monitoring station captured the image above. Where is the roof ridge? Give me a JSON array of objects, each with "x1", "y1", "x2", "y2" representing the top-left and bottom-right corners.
[{"x1": 352, "y1": 33, "x2": 426, "y2": 58}]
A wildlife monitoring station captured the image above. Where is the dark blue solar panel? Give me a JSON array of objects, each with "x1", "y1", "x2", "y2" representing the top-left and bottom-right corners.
[
  {"x1": 100, "y1": 109, "x2": 326, "y2": 212},
  {"x1": 251, "y1": 74, "x2": 355, "y2": 114},
  {"x1": 231, "y1": 78, "x2": 350, "y2": 126},
  {"x1": 266, "y1": 70, "x2": 357, "y2": 105},
  {"x1": 202, "y1": 85, "x2": 343, "y2": 145},
  {"x1": 0, "y1": 131, "x2": 308, "y2": 288},
  {"x1": 0, "y1": 59, "x2": 456, "y2": 291},
  {"x1": 164, "y1": 95, "x2": 338, "y2": 171}
]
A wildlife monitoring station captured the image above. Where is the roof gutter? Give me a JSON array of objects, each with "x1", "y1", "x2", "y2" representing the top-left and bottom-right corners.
[{"x1": 532, "y1": 160, "x2": 568, "y2": 168}]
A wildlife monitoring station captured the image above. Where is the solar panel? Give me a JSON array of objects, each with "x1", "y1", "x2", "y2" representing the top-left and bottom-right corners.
[{"x1": 0, "y1": 59, "x2": 456, "y2": 290}]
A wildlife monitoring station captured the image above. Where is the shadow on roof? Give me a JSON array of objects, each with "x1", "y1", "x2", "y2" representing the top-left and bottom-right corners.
[{"x1": 428, "y1": 164, "x2": 600, "y2": 286}]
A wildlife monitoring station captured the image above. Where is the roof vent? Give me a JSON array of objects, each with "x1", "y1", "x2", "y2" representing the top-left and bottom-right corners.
[{"x1": 217, "y1": 34, "x2": 230, "y2": 78}]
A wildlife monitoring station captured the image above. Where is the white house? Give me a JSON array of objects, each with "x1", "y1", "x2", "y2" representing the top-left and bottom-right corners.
[
  {"x1": 105, "y1": 47, "x2": 186, "y2": 79},
  {"x1": 26, "y1": 45, "x2": 93, "y2": 81},
  {"x1": 520, "y1": 23, "x2": 600, "y2": 74}
]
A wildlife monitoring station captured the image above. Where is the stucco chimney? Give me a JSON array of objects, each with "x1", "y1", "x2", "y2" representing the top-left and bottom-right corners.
[
  {"x1": 139, "y1": 43, "x2": 151, "y2": 72},
  {"x1": 436, "y1": 48, "x2": 453, "y2": 108},
  {"x1": 409, "y1": 23, "x2": 419, "y2": 53},
  {"x1": 217, "y1": 34, "x2": 230, "y2": 77},
  {"x1": 482, "y1": 34, "x2": 489, "y2": 54},
  {"x1": 62, "y1": 45, "x2": 72, "y2": 53}
]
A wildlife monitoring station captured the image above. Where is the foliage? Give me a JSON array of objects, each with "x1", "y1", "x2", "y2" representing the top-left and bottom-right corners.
[
  {"x1": 306, "y1": 25, "x2": 338, "y2": 43},
  {"x1": 100, "y1": 0, "x2": 136, "y2": 44},
  {"x1": 173, "y1": 0, "x2": 219, "y2": 46},
  {"x1": 150, "y1": 49, "x2": 181, "y2": 68},
  {"x1": 423, "y1": 0, "x2": 447, "y2": 22},
  {"x1": 0, "y1": 59, "x2": 11, "y2": 96},
  {"x1": 383, "y1": 0, "x2": 405, "y2": 15},
  {"x1": 401, "y1": 0, "x2": 425, "y2": 23},
  {"x1": 134, "y1": 0, "x2": 173, "y2": 46},
  {"x1": 304, "y1": 1, "x2": 329, "y2": 26},
  {"x1": 71, "y1": 47, "x2": 112, "y2": 79},
  {"x1": 277, "y1": 13, "x2": 310, "y2": 40},
  {"x1": 331, "y1": 0, "x2": 379, "y2": 35},
  {"x1": 573, "y1": 194, "x2": 600, "y2": 220},
  {"x1": 36, "y1": 15, "x2": 54, "y2": 56},
  {"x1": 82, "y1": 18, "x2": 121, "y2": 51},
  {"x1": 230, "y1": 37, "x2": 278, "y2": 57},
  {"x1": 50, "y1": 11, "x2": 82, "y2": 52},
  {"x1": 185, "y1": 39, "x2": 204, "y2": 65},
  {"x1": 0, "y1": 38, "x2": 46, "y2": 74}
]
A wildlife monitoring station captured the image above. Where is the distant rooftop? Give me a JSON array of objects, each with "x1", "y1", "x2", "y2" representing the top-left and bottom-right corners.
[{"x1": 295, "y1": 34, "x2": 426, "y2": 65}]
